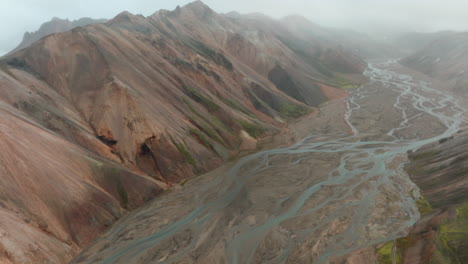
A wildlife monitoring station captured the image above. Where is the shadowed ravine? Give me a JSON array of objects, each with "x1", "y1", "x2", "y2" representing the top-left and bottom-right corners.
[{"x1": 72, "y1": 61, "x2": 467, "y2": 264}]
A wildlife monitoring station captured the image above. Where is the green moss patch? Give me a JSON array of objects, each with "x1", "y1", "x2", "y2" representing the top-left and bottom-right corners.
[
  {"x1": 438, "y1": 202, "x2": 468, "y2": 263},
  {"x1": 416, "y1": 195, "x2": 433, "y2": 215},
  {"x1": 377, "y1": 240, "x2": 405, "y2": 264},
  {"x1": 220, "y1": 97, "x2": 255, "y2": 117},
  {"x1": 183, "y1": 99, "x2": 231, "y2": 148},
  {"x1": 377, "y1": 241, "x2": 397, "y2": 264},
  {"x1": 184, "y1": 86, "x2": 220, "y2": 112},
  {"x1": 332, "y1": 76, "x2": 360, "y2": 89},
  {"x1": 240, "y1": 121, "x2": 267, "y2": 139},
  {"x1": 279, "y1": 102, "x2": 311, "y2": 118},
  {"x1": 188, "y1": 127, "x2": 215, "y2": 150},
  {"x1": 172, "y1": 139, "x2": 197, "y2": 168},
  {"x1": 184, "y1": 38, "x2": 233, "y2": 70}
]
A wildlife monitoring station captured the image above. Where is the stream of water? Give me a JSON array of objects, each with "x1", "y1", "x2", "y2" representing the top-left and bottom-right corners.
[{"x1": 76, "y1": 61, "x2": 467, "y2": 264}]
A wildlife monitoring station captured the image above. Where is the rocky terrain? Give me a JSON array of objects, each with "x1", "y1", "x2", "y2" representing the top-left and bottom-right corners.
[
  {"x1": 2, "y1": 1, "x2": 466, "y2": 264},
  {"x1": 0, "y1": 1, "x2": 367, "y2": 263},
  {"x1": 70, "y1": 61, "x2": 466, "y2": 264},
  {"x1": 328, "y1": 60, "x2": 468, "y2": 264},
  {"x1": 10, "y1": 17, "x2": 108, "y2": 54},
  {"x1": 391, "y1": 34, "x2": 468, "y2": 263},
  {"x1": 369, "y1": 128, "x2": 468, "y2": 264}
]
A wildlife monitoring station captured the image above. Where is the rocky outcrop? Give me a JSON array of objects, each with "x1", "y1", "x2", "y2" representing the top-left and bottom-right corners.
[{"x1": 0, "y1": 1, "x2": 366, "y2": 263}]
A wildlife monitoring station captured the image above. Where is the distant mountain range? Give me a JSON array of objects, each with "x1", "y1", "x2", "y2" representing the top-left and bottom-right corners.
[{"x1": 401, "y1": 31, "x2": 468, "y2": 95}]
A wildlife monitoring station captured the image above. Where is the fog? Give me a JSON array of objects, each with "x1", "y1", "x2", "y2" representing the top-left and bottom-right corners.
[{"x1": 1, "y1": 0, "x2": 468, "y2": 55}]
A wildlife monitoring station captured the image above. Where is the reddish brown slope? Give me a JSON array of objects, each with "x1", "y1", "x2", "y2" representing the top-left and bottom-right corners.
[
  {"x1": 0, "y1": 91, "x2": 164, "y2": 263},
  {"x1": 6, "y1": 0, "x2": 366, "y2": 183},
  {"x1": 10, "y1": 17, "x2": 108, "y2": 54},
  {"x1": 398, "y1": 129, "x2": 468, "y2": 264},
  {"x1": 0, "y1": 1, "x2": 366, "y2": 263},
  {"x1": 354, "y1": 129, "x2": 468, "y2": 264}
]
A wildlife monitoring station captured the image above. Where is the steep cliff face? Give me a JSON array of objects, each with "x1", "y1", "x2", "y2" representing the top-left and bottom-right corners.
[
  {"x1": 10, "y1": 17, "x2": 108, "y2": 53},
  {"x1": 0, "y1": 1, "x2": 366, "y2": 263},
  {"x1": 401, "y1": 32, "x2": 468, "y2": 95}
]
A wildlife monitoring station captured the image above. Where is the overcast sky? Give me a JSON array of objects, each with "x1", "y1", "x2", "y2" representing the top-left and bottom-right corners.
[{"x1": 1, "y1": 0, "x2": 468, "y2": 55}]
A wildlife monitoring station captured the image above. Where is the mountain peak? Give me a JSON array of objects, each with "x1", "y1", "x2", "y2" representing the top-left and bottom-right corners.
[
  {"x1": 114, "y1": 11, "x2": 135, "y2": 20},
  {"x1": 181, "y1": 0, "x2": 214, "y2": 18},
  {"x1": 110, "y1": 11, "x2": 147, "y2": 24},
  {"x1": 185, "y1": 0, "x2": 210, "y2": 9}
]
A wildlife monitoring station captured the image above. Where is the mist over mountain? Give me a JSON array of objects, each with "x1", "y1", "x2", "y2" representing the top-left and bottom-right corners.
[
  {"x1": 0, "y1": 1, "x2": 467, "y2": 264},
  {"x1": 10, "y1": 17, "x2": 108, "y2": 54},
  {"x1": 0, "y1": 2, "x2": 367, "y2": 262},
  {"x1": 2, "y1": 0, "x2": 468, "y2": 56}
]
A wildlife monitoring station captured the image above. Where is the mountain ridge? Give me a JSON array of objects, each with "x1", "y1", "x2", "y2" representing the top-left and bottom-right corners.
[
  {"x1": 401, "y1": 31, "x2": 468, "y2": 95},
  {"x1": 0, "y1": 1, "x2": 366, "y2": 263},
  {"x1": 9, "y1": 17, "x2": 108, "y2": 54}
]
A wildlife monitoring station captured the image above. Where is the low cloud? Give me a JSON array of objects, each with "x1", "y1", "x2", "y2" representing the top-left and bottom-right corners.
[{"x1": 1, "y1": 0, "x2": 468, "y2": 55}]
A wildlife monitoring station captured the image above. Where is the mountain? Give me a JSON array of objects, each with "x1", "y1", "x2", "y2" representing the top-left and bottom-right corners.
[
  {"x1": 281, "y1": 15, "x2": 401, "y2": 59},
  {"x1": 10, "y1": 17, "x2": 108, "y2": 54},
  {"x1": 378, "y1": 32, "x2": 468, "y2": 261},
  {"x1": 393, "y1": 31, "x2": 455, "y2": 55},
  {"x1": 376, "y1": 129, "x2": 468, "y2": 264},
  {"x1": 0, "y1": 1, "x2": 366, "y2": 263},
  {"x1": 401, "y1": 32, "x2": 468, "y2": 95}
]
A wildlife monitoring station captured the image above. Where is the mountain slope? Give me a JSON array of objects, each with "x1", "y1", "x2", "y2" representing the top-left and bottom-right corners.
[
  {"x1": 0, "y1": 93, "x2": 167, "y2": 264},
  {"x1": 402, "y1": 129, "x2": 468, "y2": 264},
  {"x1": 401, "y1": 32, "x2": 468, "y2": 95},
  {"x1": 371, "y1": 129, "x2": 468, "y2": 264},
  {"x1": 281, "y1": 15, "x2": 401, "y2": 59},
  {"x1": 10, "y1": 17, "x2": 108, "y2": 54},
  {"x1": 393, "y1": 31, "x2": 455, "y2": 55},
  {"x1": 0, "y1": 1, "x2": 366, "y2": 263}
]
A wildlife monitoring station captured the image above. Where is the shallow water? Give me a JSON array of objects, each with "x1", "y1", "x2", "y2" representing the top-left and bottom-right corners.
[{"x1": 76, "y1": 62, "x2": 467, "y2": 264}]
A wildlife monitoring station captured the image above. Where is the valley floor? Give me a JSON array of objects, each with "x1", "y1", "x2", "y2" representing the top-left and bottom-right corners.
[{"x1": 71, "y1": 61, "x2": 467, "y2": 264}]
